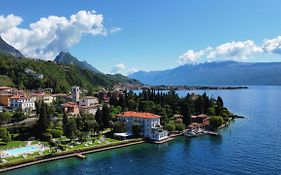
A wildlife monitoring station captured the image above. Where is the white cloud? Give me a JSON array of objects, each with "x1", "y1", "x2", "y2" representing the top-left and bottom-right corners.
[
  {"x1": 207, "y1": 40, "x2": 262, "y2": 60},
  {"x1": 0, "y1": 14, "x2": 23, "y2": 33},
  {"x1": 178, "y1": 40, "x2": 262, "y2": 64},
  {"x1": 0, "y1": 11, "x2": 106, "y2": 60},
  {"x1": 110, "y1": 27, "x2": 122, "y2": 34},
  {"x1": 128, "y1": 68, "x2": 139, "y2": 75},
  {"x1": 111, "y1": 63, "x2": 126, "y2": 74},
  {"x1": 263, "y1": 36, "x2": 281, "y2": 54}
]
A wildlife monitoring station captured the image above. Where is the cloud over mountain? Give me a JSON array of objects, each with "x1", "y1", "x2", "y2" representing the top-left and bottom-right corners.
[
  {"x1": 178, "y1": 36, "x2": 281, "y2": 64},
  {"x1": 111, "y1": 63, "x2": 126, "y2": 74},
  {"x1": 0, "y1": 11, "x2": 106, "y2": 60}
]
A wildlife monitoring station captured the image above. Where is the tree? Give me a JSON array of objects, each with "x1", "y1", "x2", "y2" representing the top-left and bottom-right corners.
[
  {"x1": 164, "y1": 122, "x2": 176, "y2": 132},
  {"x1": 0, "y1": 112, "x2": 12, "y2": 125},
  {"x1": 181, "y1": 103, "x2": 191, "y2": 126},
  {"x1": 102, "y1": 104, "x2": 112, "y2": 129},
  {"x1": 113, "y1": 121, "x2": 126, "y2": 133},
  {"x1": 65, "y1": 118, "x2": 78, "y2": 139},
  {"x1": 0, "y1": 128, "x2": 8, "y2": 138},
  {"x1": 0, "y1": 128, "x2": 10, "y2": 142},
  {"x1": 209, "y1": 116, "x2": 223, "y2": 130},
  {"x1": 62, "y1": 112, "x2": 68, "y2": 135},
  {"x1": 37, "y1": 101, "x2": 50, "y2": 132},
  {"x1": 217, "y1": 96, "x2": 224, "y2": 108},
  {"x1": 132, "y1": 122, "x2": 142, "y2": 136},
  {"x1": 95, "y1": 108, "x2": 103, "y2": 130},
  {"x1": 175, "y1": 123, "x2": 185, "y2": 131}
]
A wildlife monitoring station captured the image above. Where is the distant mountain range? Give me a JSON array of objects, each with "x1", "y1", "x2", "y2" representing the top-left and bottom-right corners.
[
  {"x1": 54, "y1": 51, "x2": 101, "y2": 73},
  {"x1": 0, "y1": 37, "x2": 23, "y2": 57},
  {"x1": 129, "y1": 61, "x2": 281, "y2": 85}
]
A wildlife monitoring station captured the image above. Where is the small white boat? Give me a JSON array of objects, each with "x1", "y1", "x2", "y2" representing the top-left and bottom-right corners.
[{"x1": 184, "y1": 130, "x2": 197, "y2": 137}]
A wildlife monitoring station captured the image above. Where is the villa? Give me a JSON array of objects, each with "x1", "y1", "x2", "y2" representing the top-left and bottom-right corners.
[
  {"x1": 116, "y1": 111, "x2": 168, "y2": 141},
  {"x1": 79, "y1": 96, "x2": 100, "y2": 115},
  {"x1": 31, "y1": 93, "x2": 56, "y2": 104},
  {"x1": 9, "y1": 95, "x2": 35, "y2": 112},
  {"x1": 61, "y1": 102, "x2": 80, "y2": 116}
]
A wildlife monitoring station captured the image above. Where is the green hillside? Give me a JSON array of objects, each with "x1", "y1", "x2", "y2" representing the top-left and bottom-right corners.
[{"x1": 0, "y1": 53, "x2": 140, "y2": 93}]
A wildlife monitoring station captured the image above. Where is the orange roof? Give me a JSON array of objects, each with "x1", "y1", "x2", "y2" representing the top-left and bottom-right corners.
[{"x1": 117, "y1": 111, "x2": 161, "y2": 119}]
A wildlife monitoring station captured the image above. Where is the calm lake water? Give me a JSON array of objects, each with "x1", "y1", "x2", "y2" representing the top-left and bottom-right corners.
[{"x1": 2, "y1": 86, "x2": 281, "y2": 175}]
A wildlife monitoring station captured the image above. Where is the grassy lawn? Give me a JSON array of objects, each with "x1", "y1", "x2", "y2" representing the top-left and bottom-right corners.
[{"x1": 0, "y1": 141, "x2": 27, "y2": 150}]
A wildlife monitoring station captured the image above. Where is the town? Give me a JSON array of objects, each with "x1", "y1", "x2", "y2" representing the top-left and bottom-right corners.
[{"x1": 0, "y1": 85, "x2": 236, "y2": 170}]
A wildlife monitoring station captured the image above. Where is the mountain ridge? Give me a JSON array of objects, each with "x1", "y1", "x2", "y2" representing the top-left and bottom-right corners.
[
  {"x1": 129, "y1": 61, "x2": 281, "y2": 85},
  {"x1": 54, "y1": 51, "x2": 101, "y2": 73},
  {"x1": 0, "y1": 37, "x2": 24, "y2": 57}
]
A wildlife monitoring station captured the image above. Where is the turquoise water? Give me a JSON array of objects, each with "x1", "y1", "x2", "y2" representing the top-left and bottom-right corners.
[
  {"x1": 3, "y1": 145, "x2": 40, "y2": 156},
  {"x1": 2, "y1": 86, "x2": 281, "y2": 175}
]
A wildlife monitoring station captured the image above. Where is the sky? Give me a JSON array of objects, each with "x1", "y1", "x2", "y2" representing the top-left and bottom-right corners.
[{"x1": 1, "y1": 0, "x2": 281, "y2": 75}]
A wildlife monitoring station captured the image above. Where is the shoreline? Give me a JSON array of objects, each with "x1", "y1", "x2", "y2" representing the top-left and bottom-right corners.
[
  {"x1": 0, "y1": 139, "x2": 145, "y2": 173},
  {"x1": 0, "y1": 119, "x2": 239, "y2": 173}
]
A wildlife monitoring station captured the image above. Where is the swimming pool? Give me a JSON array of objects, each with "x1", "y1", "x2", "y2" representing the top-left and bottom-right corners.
[{"x1": 1, "y1": 145, "x2": 43, "y2": 158}]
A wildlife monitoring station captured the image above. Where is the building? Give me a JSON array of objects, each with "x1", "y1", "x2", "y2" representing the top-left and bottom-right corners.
[
  {"x1": 79, "y1": 96, "x2": 98, "y2": 107},
  {"x1": 61, "y1": 102, "x2": 80, "y2": 115},
  {"x1": 189, "y1": 114, "x2": 210, "y2": 130},
  {"x1": 0, "y1": 94, "x2": 12, "y2": 107},
  {"x1": 79, "y1": 96, "x2": 99, "y2": 115},
  {"x1": 116, "y1": 111, "x2": 168, "y2": 141},
  {"x1": 32, "y1": 93, "x2": 55, "y2": 104},
  {"x1": 9, "y1": 95, "x2": 35, "y2": 112},
  {"x1": 72, "y1": 86, "x2": 80, "y2": 103}
]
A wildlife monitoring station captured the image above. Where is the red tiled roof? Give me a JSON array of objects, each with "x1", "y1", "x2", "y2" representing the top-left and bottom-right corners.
[{"x1": 117, "y1": 111, "x2": 161, "y2": 119}]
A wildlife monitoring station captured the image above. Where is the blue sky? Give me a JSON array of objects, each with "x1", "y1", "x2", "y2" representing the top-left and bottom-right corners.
[{"x1": 1, "y1": 0, "x2": 281, "y2": 74}]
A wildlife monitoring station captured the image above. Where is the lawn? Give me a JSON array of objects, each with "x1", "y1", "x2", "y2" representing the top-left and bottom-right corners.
[{"x1": 0, "y1": 141, "x2": 27, "y2": 150}]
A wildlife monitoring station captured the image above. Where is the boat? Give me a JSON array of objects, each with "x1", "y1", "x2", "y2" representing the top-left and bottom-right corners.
[
  {"x1": 206, "y1": 131, "x2": 218, "y2": 136},
  {"x1": 184, "y1": 130, "x2": 197, "y2": 137}
]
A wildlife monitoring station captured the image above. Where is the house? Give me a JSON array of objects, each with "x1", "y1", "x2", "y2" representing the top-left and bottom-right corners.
[
  {"x1": 61, "y1": 102, "x2": 80, "y2": 115},
  {"x1": 0, "y1": 86, "x2": 14, "y2": 93},
  {"x1": 79, "y1": 96, "x2": 98, "y2": 107},
  {"x1": 79, "y1": 96, "x2": 99, "y2": 115},
  {"x1": 189, "y1": 114, "x2": 210, "y2": 130},
  {"x1": 32, "y1": 93, "x2": 55, "y2": 104},
  {"x1": 116, "y1": 111, "x2": 168, "y2": 141},
  {"x1": 9, "y1": 95, "x2": 35, "y2": 112},
  {"x1": 0, "y1": 94, "x2": 12, "y2": 107}
]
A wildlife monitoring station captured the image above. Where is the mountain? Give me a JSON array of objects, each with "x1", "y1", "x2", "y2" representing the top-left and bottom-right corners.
[
  {"x1": 0, "y1": 52, "x2": 141, "y2": 93},
  {"x1": 129, "y1": 61, "x2": 281, "y2": 85},
  {"x1": 0, "y1": 37, "x2": 24, "y2": 57},
  {"x1": 54, "y1": 52, "x2": 100, "y2": 73}
]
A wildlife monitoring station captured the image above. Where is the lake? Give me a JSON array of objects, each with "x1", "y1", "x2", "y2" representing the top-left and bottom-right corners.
[{"x1": 2, "y1": 86, "x2": 281, "y2": 175}]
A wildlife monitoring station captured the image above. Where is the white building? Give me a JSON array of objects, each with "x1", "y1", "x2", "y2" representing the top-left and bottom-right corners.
[
  {"x1": 79, "y1": 96, "x2": 98, "y2": 107},
  {"x1": 10, "y1": 95, "x2": 35, "y2": 112},
  {"x1": 116, "y1": 111, "x2": 168, "y2": 141},
  {"x1": 32, "y1": 93, "x2": 55, "y2": 104},
  {"x1": 79, "y1": 96, "x2": 99, "y2": 115},
  {"x1": 72, "y1": 86, "x2": 80, "y2": 103}
]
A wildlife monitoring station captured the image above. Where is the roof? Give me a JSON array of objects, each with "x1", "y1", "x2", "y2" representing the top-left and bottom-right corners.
[
  {"x1": 191, "y1": 114, "x2": 209, "y2": 119},
  {"x1": 81, "y1": 96, "x2": 97, "y2": 99},
  {"x1": 117, "y1": 111, "x2": 161, "y2": 119},
  {"x1": 62, "y1": 102, "x2": 78, "y2": 107},
  {"x1": 10, "y1": 95, "x2": 31, "y2": 100}
]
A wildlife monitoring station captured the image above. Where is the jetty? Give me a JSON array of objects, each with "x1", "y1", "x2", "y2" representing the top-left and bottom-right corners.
[{"x1": 75, "y1": 153, "x2": 86, "y2": 159}]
